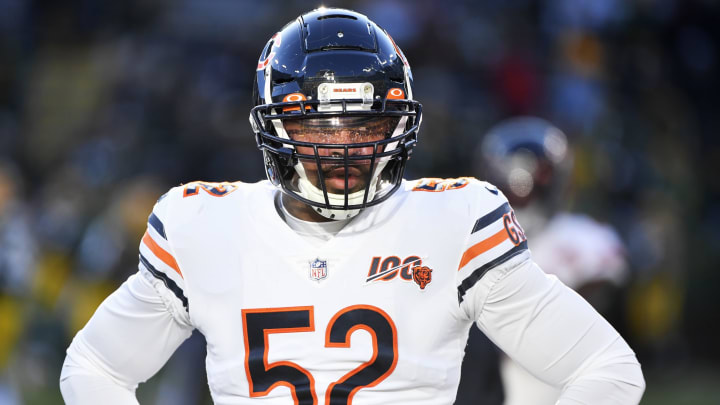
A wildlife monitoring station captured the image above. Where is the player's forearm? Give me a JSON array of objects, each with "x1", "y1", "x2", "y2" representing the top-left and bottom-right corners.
[
  {"x1": 59, "y1": 273, "x2": 193, "y2": 404},
  {"x1": 556, "y1": 338, "x2": 645, "y2": 404},
  {"x1": 60, "y1": 367, "x2": 140, "y2": 405},
  {"x1": 475, "y1": 259, "x2": 645, "y2": 404},
  {"x1": 60, "y1": 335, "x2": 141, "y2": 405}
]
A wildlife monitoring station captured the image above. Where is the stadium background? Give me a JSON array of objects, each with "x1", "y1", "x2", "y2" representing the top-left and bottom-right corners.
[{"x1": 0, "y1": 0, "x2": 719, "y2": 403}]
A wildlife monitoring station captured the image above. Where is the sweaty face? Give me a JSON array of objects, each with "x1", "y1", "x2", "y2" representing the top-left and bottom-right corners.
[{"x1": 284, "y1": 116, "x2": 399, "y2": 194}]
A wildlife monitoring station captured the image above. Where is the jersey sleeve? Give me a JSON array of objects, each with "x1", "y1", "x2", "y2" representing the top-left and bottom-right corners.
[
  {"x1": 136, "y1": 190, "x2": 191, "y2": 326},
  {"x1": 455, "y1": 183, "x2": 529, "y2": 318},
  {"x1": 60, "y1": 189, "x2": 196, "y2": 404},
  {"x1": 474, "y1": 259, "x2": 645, "y2": 404},
  {"x1": 60, "y1": 273, "x2": 194, "y2": 404}
]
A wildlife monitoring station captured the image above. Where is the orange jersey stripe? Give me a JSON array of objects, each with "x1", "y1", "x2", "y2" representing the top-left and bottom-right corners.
[
  {"x1": 142, "y1": 230, "x2": 183, "y2": 278},
  {"x1": 458, "y1": 229, "x2": 508, "y2": 270}
]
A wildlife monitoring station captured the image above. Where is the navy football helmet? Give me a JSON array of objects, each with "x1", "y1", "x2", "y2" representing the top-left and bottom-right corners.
[
  {"x1": 478, "y1": 117, "x2": 571, "y2": 209},
  {"x1": 249, "y1": 8, "x2": 422, "y2": 220}
]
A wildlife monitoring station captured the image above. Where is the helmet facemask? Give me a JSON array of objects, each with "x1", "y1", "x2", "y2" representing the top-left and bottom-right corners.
[{"x1": 251, "y1": 96, "x2": 420, "y2": 220}]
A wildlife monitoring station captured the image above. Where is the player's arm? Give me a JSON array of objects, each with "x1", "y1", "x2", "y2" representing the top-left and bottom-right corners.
[
  {"x1": 60, "y1": 192, "x2": 194, "y2": 404},
  {"x1": 60, "y1": 273, "x2": 193, "y2": 404},
  {"x1": 456, "y1": 187, "x2": 644, "y2": 404},
  {"x1": 472, "y1": 255, "x2": 644, "y2": 404}
]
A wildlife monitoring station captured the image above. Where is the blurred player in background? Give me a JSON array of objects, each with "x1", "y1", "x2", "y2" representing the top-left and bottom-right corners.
[
  {"x1": 60, "y1": 9, "x2": 643, "y2": 405},
  {"x1": 456, "y1": 116, "x2": 629, "y2": 405}
]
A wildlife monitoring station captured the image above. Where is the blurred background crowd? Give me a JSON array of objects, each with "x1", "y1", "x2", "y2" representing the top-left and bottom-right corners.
[{"x1": 0, "y1": 0, "x2": 719, "y2": 404}]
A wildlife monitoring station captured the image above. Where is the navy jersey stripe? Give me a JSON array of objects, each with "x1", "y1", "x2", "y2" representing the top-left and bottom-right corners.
[
  {"x1": 139, "y1": 254, "x2": 188, "y2": 311},
  {"x1": 148, "y1": 213, "x2": 166, "y2": 239},
  {"x1": 457, "y1": 241, "x2": 528, "y2": 304},
  {"x1": 471, "y1": 202, "x2": 510, "y2": 234}
]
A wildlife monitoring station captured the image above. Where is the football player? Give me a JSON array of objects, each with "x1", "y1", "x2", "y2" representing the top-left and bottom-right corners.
[{"x1": 60, "y1": 8, "x2": 645, "y2": 405}]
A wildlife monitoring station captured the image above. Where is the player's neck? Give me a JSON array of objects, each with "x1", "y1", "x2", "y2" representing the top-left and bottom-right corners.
[{"x1": 281, "y1": 194, "x2": 334, "y2": 223}]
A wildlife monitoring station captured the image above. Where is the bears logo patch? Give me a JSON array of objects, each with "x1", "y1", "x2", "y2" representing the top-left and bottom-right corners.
[{"x1": 412, "y1": 266, "x2": 432, "y2": 290}]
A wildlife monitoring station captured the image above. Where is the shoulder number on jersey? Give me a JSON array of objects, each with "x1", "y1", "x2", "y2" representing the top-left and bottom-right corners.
[
  {"x1": 182, "y1": 181, "x2": 238, "y2": 198},
  {"x1": 411, "y1": 177, "x2": 471, "y2": 192},
  {"x1": 503, "y1": 210, "x2": 527, "y2": 246}
]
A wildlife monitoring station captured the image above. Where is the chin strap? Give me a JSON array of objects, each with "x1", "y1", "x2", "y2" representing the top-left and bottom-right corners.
[{"x1": 295, "y1": 164, "x2": 381, "y2": 220}]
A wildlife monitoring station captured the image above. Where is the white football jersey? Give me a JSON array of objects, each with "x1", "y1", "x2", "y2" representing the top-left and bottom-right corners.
[
  {"x1": 140, "y1": 178, "x2": 527, "y2": 404},
  {"x1": 61, "y1": 178, "x2": 644, "y2": 405}
]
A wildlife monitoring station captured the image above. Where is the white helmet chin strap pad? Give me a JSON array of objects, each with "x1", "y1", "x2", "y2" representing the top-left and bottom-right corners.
[{"x1": 295, "y1": 164, "x2": 378, "y2": 220}]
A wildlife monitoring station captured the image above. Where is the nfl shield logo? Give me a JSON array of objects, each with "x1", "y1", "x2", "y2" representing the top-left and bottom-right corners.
[{"x1": 309, "y1": 258, "x2": 328, "y2": 281}]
